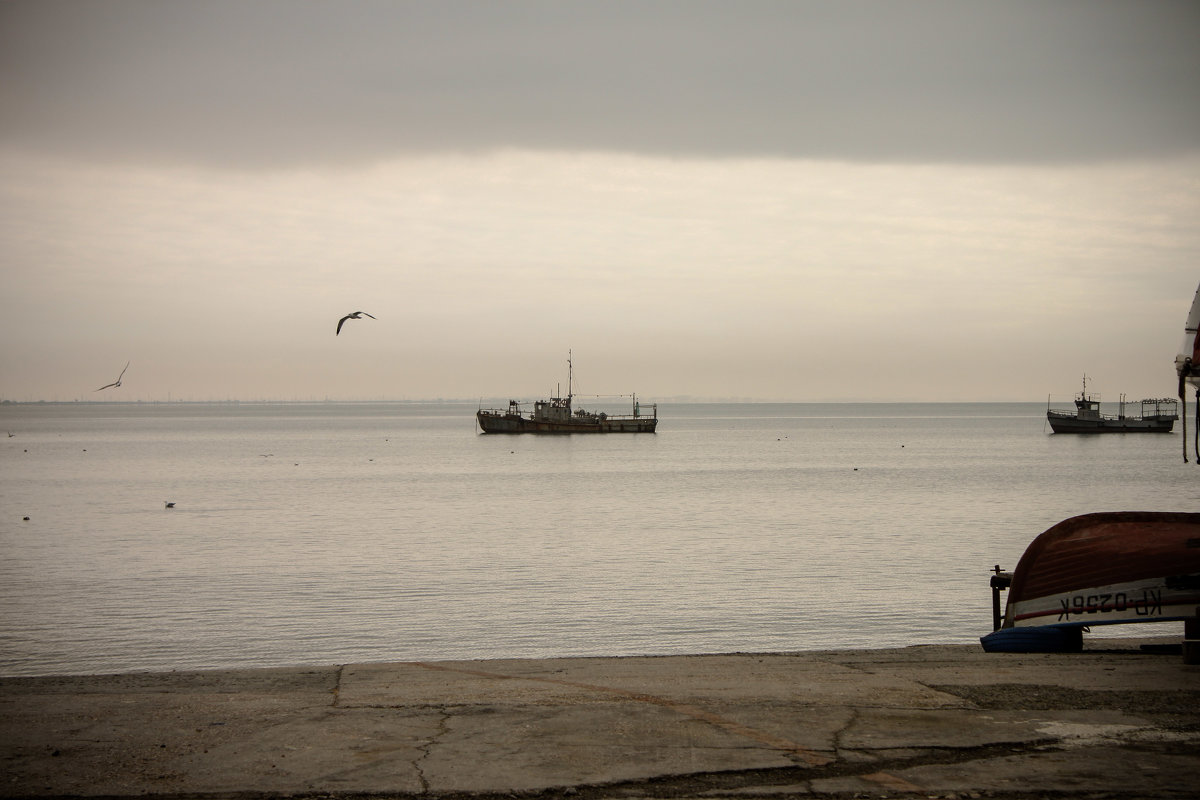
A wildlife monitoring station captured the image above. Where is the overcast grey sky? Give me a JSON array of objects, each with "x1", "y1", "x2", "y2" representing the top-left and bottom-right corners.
[{"x1": 2, "y1": 0, "x2": 1198, "y2": 402}]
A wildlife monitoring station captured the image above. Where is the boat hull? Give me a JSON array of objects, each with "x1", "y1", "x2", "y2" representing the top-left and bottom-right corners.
[
  {"x1": 477, "y1": 411, "x2": 657, "y2": 434},
  {"x1": 981, "y1": 512, "x2": 1200, "y2": 652},
  {"x1": 1046, "y1": 413, "x2": 1175, "y2": 433}
]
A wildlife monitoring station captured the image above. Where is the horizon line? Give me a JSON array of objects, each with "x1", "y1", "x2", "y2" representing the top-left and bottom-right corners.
[{"x1": 0, "y1": 397, "x2": 1098, "y2": 406}]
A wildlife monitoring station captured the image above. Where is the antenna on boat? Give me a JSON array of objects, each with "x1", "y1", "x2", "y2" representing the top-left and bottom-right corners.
[{"x1": 567, "y1": 349, "x2": 573, "y2": 401}]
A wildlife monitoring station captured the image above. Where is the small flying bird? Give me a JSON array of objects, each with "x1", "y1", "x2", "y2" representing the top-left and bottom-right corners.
[
  {"x1": 96, "y1": 361, "x2": 130, "y2": 391},
  {"x1": 336, "y1": 311, "x2": 375, "y2": 335}
]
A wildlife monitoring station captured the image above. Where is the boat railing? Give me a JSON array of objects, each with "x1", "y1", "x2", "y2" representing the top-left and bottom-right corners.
[
  {"x1": 1140, "y1": 398, "x2": 1179, "y2": 417},
  {"x1": 573, "y1": 402, "x2": 658, "y2": 421},
  {"x1": 1048, "y1": 407, "x2": 1152, "y2": 422},
  {"x1": 580, "y1": 409, "x2": 657, "y2": 421},
  {"x1": 477, "y1": 400, "x2": 526, "y2": 416},
  {"x1": 1047, "y1": 397, "x2": 1178, "y2": 421}
]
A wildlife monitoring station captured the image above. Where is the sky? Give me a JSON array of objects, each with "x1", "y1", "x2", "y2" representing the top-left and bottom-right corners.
[{"x1": 2, "y1": 0, "x2": 1198, "y2": 403}]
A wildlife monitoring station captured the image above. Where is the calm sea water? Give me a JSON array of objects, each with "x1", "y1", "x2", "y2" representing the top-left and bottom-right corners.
[{"x1": 1, "y1": 401, "x2": 1197, "y2": 676}]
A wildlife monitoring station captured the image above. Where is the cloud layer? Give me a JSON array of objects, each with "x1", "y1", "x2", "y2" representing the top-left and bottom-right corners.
[{"x1": 4, "y1": 1, "x2": 1199, "y2": 168}]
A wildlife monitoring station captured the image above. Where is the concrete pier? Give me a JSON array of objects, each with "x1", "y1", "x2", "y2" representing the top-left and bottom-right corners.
[{"x1": 2, "y1": 640, "x2": 1198, "y2": 798}]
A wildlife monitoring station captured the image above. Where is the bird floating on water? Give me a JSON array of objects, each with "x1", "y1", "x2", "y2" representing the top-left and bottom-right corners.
[
  {"x1": 336, "y1": 311, "x2": 375, "y2": 335},
  {"x1": 164, "y1": 501, "x2": 175, "y2": 509},
  {"x1": 96, "y1": 361, "x2": 130, "y2": 391}
]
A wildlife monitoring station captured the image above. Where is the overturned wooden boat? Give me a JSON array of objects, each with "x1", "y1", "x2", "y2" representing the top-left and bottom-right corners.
[
  {"x1": 476, "y1": 353, "x2": 657, "y2": 434},
  {"x1": 982, "y1": 512, "x2": 1200, "y2": 653}
]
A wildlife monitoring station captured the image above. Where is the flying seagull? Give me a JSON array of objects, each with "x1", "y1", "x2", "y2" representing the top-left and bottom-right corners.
[
  {"x1": 336, "y1": 311, "x2": 375, "y2": 335},
  {"x1": 96, "y1": 361, "x2": 130, "y2": 391}
]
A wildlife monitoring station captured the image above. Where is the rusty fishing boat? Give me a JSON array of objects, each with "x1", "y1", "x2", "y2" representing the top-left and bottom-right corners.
[
  {"x1": 1045, "y1": 376, "x2": 1177, "y2": 433},
  {"x1": 476, "y1": 354, "x2": 657, "y2": 434}
]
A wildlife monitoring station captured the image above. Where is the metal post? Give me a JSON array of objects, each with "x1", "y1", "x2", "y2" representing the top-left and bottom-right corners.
[
  {"x1": 1184, "y1": 608, "x2": 1200, "y2": 665},
  {"x1": 990, "y1": 568, "x2": 1012, "y2": 631}
]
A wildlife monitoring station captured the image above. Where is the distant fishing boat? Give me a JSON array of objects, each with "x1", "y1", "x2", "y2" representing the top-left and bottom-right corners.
[
  {"x1": 476, "y1": 353, "x2": 657, "y2": 434},
  {"x1": 1045, "y1": 375, "x2": 1176, "y2": 433},
  {"x1": 981, "y1": 512, "x2": 1200, "y2": 653}
]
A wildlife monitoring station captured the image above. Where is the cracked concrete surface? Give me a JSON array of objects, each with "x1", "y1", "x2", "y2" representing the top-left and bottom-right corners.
[{"x1": 2, "y1": 642, "x2": 1198, "y2": 798}]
